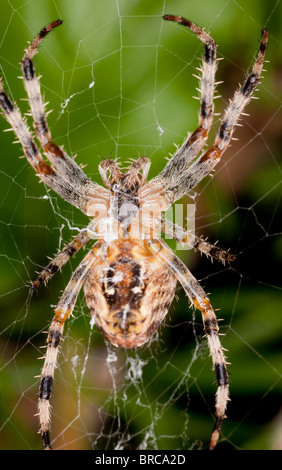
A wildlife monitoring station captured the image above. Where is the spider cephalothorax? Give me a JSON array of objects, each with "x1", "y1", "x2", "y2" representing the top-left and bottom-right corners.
[
  {"x1": 100, "y1": 158, "x2": 148, "y2": 228},
  {"x1": 0, "y1": 15, "x2": 267, "y2": 450}
]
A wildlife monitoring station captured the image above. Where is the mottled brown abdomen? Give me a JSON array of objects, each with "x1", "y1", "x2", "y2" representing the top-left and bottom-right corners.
[{"x1": 84, "y1": 239, "x2": 177, "y2": 348}]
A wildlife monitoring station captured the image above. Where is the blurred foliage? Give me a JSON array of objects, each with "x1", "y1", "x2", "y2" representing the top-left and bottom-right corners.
[{"x1": 0, "y1": 0, "x2": 281, "y2": 451}]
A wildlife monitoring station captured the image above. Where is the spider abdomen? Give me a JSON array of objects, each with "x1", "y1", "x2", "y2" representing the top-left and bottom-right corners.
[{"x1": 84, "y1": 239, "x2": 177, "y2": 348}]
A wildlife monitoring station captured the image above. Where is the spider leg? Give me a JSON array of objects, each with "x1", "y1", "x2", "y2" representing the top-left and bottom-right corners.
[
  {"x1": 21, "y1": 20, "x2": 63, "y2": 148},
  {"x1": 154, "y1": 15, "x2": 218, "y2": 185},
  {"x1": 0, "y1": 81, "x2": 46, "y2": 172},
  {"x1": 32, "y1": 223, "x2": 98, "y2": 289},
  {"x1": 162, "y1": 27, "x2": 268, "y2": 203},
  {"x1": 0, "y1": 80, "x2": 104, "y2": 212},
  {"x1": 145, "y1": 238, "x2": 230, "y2": 450},
  {"x1": 37, "y1": 242, "x2": 105, "y2": 449},
  {"x1": 0, "y1": 22, "x2": 110, "y2": 215},
  {"x1": 21, "y1": 21, "x2": 107, "y2": 204},
  {"x1": 160, "y1": 218, "x2": 236, "y2": 264}
]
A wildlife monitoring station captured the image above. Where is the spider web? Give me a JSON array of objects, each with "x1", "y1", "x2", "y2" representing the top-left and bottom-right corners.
[{"x1": 0, "y1": 0, "x2": 281, "y2": 451}]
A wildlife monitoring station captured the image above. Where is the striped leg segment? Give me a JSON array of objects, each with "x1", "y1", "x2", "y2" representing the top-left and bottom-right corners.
[
  {"x1": 193, "y1": 297, "x2": 230, "y2": 450},
  {"x1": 163, "y1": 27, "x2": 268, "y2": 203},
  {"x1": 0, "y1": 81, "x2": 44, "y2": 171},
  {"x1": 21, "y1": 21, "x2": 103, "y2": 199},
  {"x1": 0, "y1": 81, "x2": 58, "y2": 187},
  {"x1": 155, "y1": 15, "x2": 218, "y2": 184},
  {"x1": 214, "y1": 27, "x2": 268, "y2": 155},
  {"x1": 0, "y1": 21, "x2": 109, "y2": 216},
  {"x1": 39, "y1": 318, "x2": 64, "y2": 450},
  {"x1": 146, "y1": 239, "x2": 230, "y2": 449},
  {"x1": 0, "y1": 80, "x2": 91, "y2": 211},
  {"x1": 160, "y1": 218, "x2": 236, "y2": 264},
  {"x1": 38, "y1": 246, "x2": 102, "y2": 449},
  {"x1": 21, "y1": 20, "x2": 63, "y2": 146},
  {"x1": 32, "y1": 228, "x2": 93, "y2": 289}
]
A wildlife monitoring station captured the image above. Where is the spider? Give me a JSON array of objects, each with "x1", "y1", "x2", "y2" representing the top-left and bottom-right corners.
[{"x1": 0, "y1": 15, "x2": 267, "y2": 450}]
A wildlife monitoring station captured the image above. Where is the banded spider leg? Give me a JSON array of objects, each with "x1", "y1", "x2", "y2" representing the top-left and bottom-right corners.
[
  {"x1": 37, "y1": 242, "x2": 106, "y2": 449},
  {"x1": 145, "y1": 238, "x2": 230, "y2": 450},
  {"x1": 153, "y1": 16, "x2": 268, "y2": 204}
]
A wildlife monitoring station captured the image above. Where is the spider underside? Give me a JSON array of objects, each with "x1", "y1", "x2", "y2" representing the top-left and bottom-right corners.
[{"x1": 0, "y1": 15, "x2": 267, "y2": 450}]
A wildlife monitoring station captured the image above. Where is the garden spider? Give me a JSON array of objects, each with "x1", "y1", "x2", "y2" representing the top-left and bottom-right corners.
[{"x1": 0, "y1": 15, "x2": 267, "y2": 450}]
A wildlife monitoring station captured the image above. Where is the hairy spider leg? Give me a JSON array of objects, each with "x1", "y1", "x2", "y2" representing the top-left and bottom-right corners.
[
  {"x1": 0, "y1": 81, "x2": 73, "y2": 202},
  {"x1": 0, "y1": 78, "x2": 104, "y2": 212},
  {"x1": 145, "y1": 238, "x2": 230, "y2": 450},
  {"x1": 153, "y1": 15, "x2": 218, "y2": 186},
  {"x1": 163, "y1": 28, "x2": 268, "y2": 203},
  {"x1": 32, "y1": 227, "x2": 95, "y2": 289},
  {"x1": 21, "y1": 20, "x2": 63, "y2": 147},
  {"x1": 20, "y1": 20, "x2": 108, "y2": 213},
  {"x1": 160, "y1": 218, "x2": 236, "y2": 264},
  {"x1": 38, "y1": 243, "x2": 105, "y2": 449}
]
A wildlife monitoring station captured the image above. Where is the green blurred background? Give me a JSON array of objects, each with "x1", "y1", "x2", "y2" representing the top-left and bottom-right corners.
[{"x1": 0, "y1": 0, "x2": 281, "y2": 450}]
